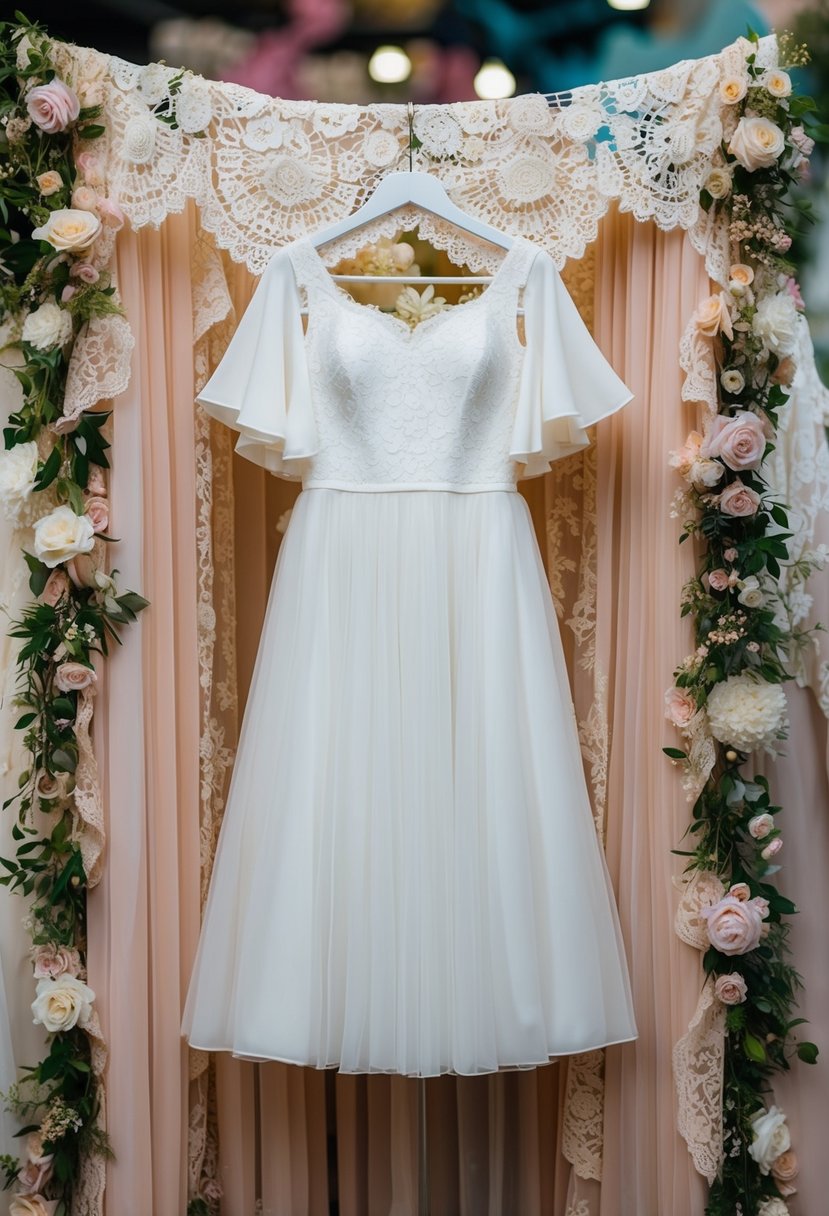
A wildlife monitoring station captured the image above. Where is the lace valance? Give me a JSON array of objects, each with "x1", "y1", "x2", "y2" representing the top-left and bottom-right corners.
[{"x1": 52, "y1": 35, "x2": 777, "y2": 283}]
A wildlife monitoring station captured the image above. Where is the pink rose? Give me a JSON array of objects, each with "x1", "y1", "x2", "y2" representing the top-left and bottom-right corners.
[
  {"x1": 96, "y1": 196, "x2": 126, "y2": 230},
  {"x1": 723, "y1": 547, "x2": 738, "y2": 562},
  {"x1": 702, "y1": 411, "x2": 766, "y2": 472},
  {"x1": 71, "y1": 186, "x2": 98, "y2": 212},
  {"x1": 84, "y1": 494, "x2": 109, "y2": 533},
  {"x1": 714, "y1": 972, "x2": 748, "y2": 1005},
  {"x1": 32, "y1": 943, "x2": 81, "y2": 980},
  {"x1": 25, "y1": 79, "x2": 80, "y2": 134},
  {"x1": 701, "y1": 894, "x2": 766, "y2": 955},
  {"x1": 771, "y1": 1148, "x2": 799, "y2": 1197},
  {"x1": 748, "y1": 813, "x2": 774, "y2": 839},
  {"x1": 86, "y1": 465, "x2": 107, "y2": 495},
  {"x1": 664, "y1": 687, "x2": 696, "y2": 727},
  {"x1": 708, "y1": 568, "x2": 730, "y2": 592},
  {"x1": 761, "y1": 837, "x2": 783, "y2": 861},
  {"x1": 719, "y1": 480, "x2": 761, "y2": 518},
  {"x1": 69, "y1": 262, "x2": 100, "y2": 284},
  {"x1": 66, "y1": 553, "x2": 98, "y2": 588},
  {"x1": 41, "y1": 569, "x2": 70, "y2": 607},
  {"x1": 729, "y1": 882, "x2": 751, "y2": 901},
  {"x1": 54, "y1": 662, "x2": 96, "y2": 693},
  {"x1": 75, "y1": 151, "x2": 105, "y2": 186},
  {"x1": 751, "y1": 895, "x2": 770, "y2": 918},
  {"x1": 784, "y1": 277, "x2": 804, "y2": 311},
  {"x1": 790, "y1": 125, "x2": 815, "y2": 157},
  {"x1": 15, "y1": 1160, "x2": 54, "y2": 1196}
]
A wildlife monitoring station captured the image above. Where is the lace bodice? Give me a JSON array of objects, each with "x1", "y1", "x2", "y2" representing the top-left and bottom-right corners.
[{"x1": 196, "y1": 234, "x2": 633, "y2": 491}]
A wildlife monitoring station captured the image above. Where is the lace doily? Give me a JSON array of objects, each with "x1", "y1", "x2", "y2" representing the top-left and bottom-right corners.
[
  {"x1": 672, "y1": 979, "x2": 726, "y2": 1184},
  {"x1": 51, "y1": 34, "x2": 776, "y2": 286}
]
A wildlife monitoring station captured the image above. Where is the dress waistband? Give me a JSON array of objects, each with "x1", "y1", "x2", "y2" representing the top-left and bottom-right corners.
[{"x1": 301, "y1": 480, "x2": 519, "y2": 494}]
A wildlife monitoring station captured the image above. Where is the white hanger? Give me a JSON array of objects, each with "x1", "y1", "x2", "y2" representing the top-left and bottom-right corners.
[{"x1": 310, "y1": 102, "x2": 513, "y2": 259}]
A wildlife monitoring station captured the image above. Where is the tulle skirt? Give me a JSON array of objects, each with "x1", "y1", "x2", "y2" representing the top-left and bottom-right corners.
[{"x1": 182, "y1": 488, "x2": 637, "y2": 1076}]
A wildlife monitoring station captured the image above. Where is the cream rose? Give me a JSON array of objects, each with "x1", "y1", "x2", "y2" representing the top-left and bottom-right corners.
[
  {"x1": 694, "y1": 292, "x2": 733, "y2": 339},
  {"x1": 9, "y1": 1196, "x2": 58, "y2": 1216},
  {"x1": 71, "y1": 185, "x2": 99, "y2": 212},
  {"x1": 719, "y1": 76, "x2": 747, "y2": 104},
  {"x1": 0, "y1": 441, "x2": 39, "y2": 515},
  {"x1": 729, "y1": 263, "x2": 754, "y2": 287},
  {"x1": 753, "y1": 293, "x2": 799, "y2": 356},
  {"x1": 54, "y1": 661, "x2": 97, "y2": 693},
  {"x1": 771, "y1": 1148, "x2": 799, "y2": 1197},
  {"x1": 714, "y1": 972, "x2": 748, "y2": 1004},
  {"x1": 36, "y1": 170, "x2": 63, "y2": 196},
  {"x1": 702, "y1": 894, "x2": 766, "y2": 955},
  {"x1": 719, "y1": 480, "x2": 761, "y2": 517},
  {"x1": 25, "y1": 78, "x2": 80, "y2": 134},
  {"x1": 720, "y1": 369, "x2": 745, "y2": 394},
  {"x1": 31, "y1": 974, "x2": 95, "y2": 1033},
  {"x1": 31, "y1": 208, "x2": 102, "y2": 252},
  {"x1": 737, "y1": 575, "x2": 764, "y2": 608},
  {"x1": 16, "y1": 1158, "x2": 54, "y2": 1196},
  {"x1": 702, "y1": 411, "x2": 766, "y2": 471},
  {"x1": 33, "y1": 505, "x2": 96, "y2": 569},
  {"x1": 748, "y1": 812, "x2": 775, "y2": 839},
  {"x1": 728, "y1": 116, "x2": 786, "y2": 171},
  {"x1": 32, "y1": 943, "x2": 81, "y2": 980},
  {"x1": 749, "y1": 1105, "x2": 791, "y2": 1174},
  {"x1": 664, "y1": 686, "x2": 696, "y2": 727},
  {"x1": 705, "y1": 167, "x2": 732, "y2": 199},
  {"x1": 763, "y1": 69, "x2": 792, "y2": 98},
  {"x1": 22, "y1": 302, "x2": 73, "y2": 351}
]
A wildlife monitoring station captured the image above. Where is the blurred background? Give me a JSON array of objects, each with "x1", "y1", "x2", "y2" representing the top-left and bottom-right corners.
[{"x1": 25, "y1": 0, "x2": 829, "y2": 371}]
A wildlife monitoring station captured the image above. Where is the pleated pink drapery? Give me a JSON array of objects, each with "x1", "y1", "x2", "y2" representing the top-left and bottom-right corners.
[{"x1": 86, "y1": 204, "x2": 829, "y2": 1214}]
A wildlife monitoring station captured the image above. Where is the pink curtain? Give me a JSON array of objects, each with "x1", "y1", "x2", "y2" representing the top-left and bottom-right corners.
[{"x1": 87, "y1": 204, "x2": 828, "y2": 1214}]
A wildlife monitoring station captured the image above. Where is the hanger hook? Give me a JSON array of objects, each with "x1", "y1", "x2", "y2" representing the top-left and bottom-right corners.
[{"x1": 407, "y1": 101, "x2": 414, "y2": 172}]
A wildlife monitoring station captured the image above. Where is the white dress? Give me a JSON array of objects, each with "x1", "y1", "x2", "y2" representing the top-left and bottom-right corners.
[{"x1": 182, "y1": 233, "x2": 638, "y2": 1077}]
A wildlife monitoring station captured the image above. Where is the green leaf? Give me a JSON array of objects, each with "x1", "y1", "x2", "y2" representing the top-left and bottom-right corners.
[
  {"x1": 51, "y1": 748, "x2": 77, "y2": 774},
  {"x1": 34, "y1": 445, "x2": 62, "y2": 492},
  {"x1": 797, "y1": 1040, "x2": 819, "y2": 1064},
  {"x1": 743, "y1": 1032, "x2": 767, "y2": 1062},
  {"x1": 23, "y1": 551, "x2": 51, "y2": 597},
  {"x1": 14, "y1": 713, "x2": 37, "y2": 730},
  {"x1": 51, "y1": 697, "x2": 76, "y2": 720},
  {"x1": 663, "y1": 747, "x2": 687, "y2": 760},
  {"x1": 78, "y1": 123, "x2": 105, "y2": 140}
]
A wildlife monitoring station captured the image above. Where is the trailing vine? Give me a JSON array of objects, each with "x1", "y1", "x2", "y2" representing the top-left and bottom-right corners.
[
  {"x1": 666, "y1": 30, "x2": 827, "y2": 1216},
  {"x1": 0, "y1": 15, "x2": 147, "y2": 1212}
]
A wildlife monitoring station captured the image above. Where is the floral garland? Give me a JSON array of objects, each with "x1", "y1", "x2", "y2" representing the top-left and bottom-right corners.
[
  {"x1": 666, "y1": 31, "x2": 825, "y2": 1216},
  {"x1": 0, "y1": 17, "x2": 147, "y2": 1214}
]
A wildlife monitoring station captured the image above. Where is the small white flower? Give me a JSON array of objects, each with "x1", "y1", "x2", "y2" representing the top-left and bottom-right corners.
[
  {"x1": 720, "y1": 368, "x2": 745, "y2": 394},
  {"x1": 22, "y1": 302, "x2": 73, "y2": 351},
  {"x1": 394, "y1": 284, "x2": 447, "y2": 326}
]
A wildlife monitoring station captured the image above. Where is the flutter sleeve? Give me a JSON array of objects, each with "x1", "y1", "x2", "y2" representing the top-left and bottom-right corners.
[
  {"x1": 195, "y1": 249, "x2": 318, "y2": 478},
  {"x1": 509, "y1": 248, "x2": 634, "y2": 478}
]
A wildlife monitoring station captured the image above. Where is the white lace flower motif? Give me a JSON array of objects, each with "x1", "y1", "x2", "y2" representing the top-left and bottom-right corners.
[
  {"x1": 363, "y1": 129, "x2": 401, "y2": 169},
  {"x1": 243, "y1": 114, "x2": 286, "y2": 152},
  {"x1": 313, "y1": 105, "x2": 360, "y2": 139},
  {"x1": 506, "y1": 94, "x2": 554, "y2": 135},
  {"x1": 455, "y1": 102, "x2": 499, "y2": 136},
  {"x1": 412, "y1": 108, "x2": 463, "y2": 158},
  {"x1": 498, "y1": 152, "x2": 556, "y2": 204},
  {"x1": 261, "y1": 154, "x2": 325, "y2": 207},
  {"x1": 561, "y1": 102, "x2": 604, "y2": 143},
  {"x1": 394, "y1": 284, "x2": 447, "y2": 327},
  {"x1": 122, "y1": 115, "x2": 157, "y2": 165},
  {"x1": 137, "y1": 63, "x2": 170, "y2": 106},
  {"x1": 175, "y1": 80, "x2": 213, "y2": 135}
]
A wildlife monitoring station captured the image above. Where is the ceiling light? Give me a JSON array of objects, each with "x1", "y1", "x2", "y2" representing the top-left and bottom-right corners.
[
  {"x1": 474, "y1": 59, "x2": 516, "y2": 100},
  {"x1": 368, "y1": 46, "x2": 412, "y2": 84},
  {"x1": 607, "y1": 0, "x2": 650, "y2": 10}
]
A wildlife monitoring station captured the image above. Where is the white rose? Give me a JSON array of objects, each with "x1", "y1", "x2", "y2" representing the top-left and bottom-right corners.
[
  {"x1": 31, "y1": 208, "x2": 101, "y2": 252},
  {"x1": 705, "y1": 167, "x2": 732, "y2": 199},
  {"x1": 32, "y1": 505, "x2": 96, "y2": 569},
  {"x1": 763, "y1": 70, "x2": 792, "y2": 99},
  {"x1": 757, "y1": 1201, "x2": 790, "y2": 1216},
  {"x1": 22, "y1": 302, "x2": 73, "y2": 351},
  {"x1": 719, "y1": 76, "x2": 747, "y2": 104},
  {"x1": 689, "y1": 458, "x2": 724, "y2": 488},
  {"x1": 31, "y1": 974, "x2": 95, "y2": 1033},
  {"x1": 753, "y1": 293, "x2": 799, "y2": 356},
  {"x1": 728, "y1": 116, "x2": 786, "y2": 171},
  {"x1": 9, "y1": 1197, "x2": 58, "y2": 1216},
  {"x1": 748, "y1": 1105, "x2": 791, "y2": 1174},
  {"x1": 720, "y1": 369, "x2": 745, "y2": 394},
  {"x1": 0, "y1": 441, "x2": 38, "y2": 515},
  {"x1": 737, "y1": 576, "x2": 764, "y2": 608}
]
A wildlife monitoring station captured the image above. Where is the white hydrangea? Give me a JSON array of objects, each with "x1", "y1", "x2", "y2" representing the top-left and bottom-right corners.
[
  {"x1": 706, "y1": 673, "x2": 788, "y2": 753},
  {"x1": 752, "y1": 292, "x2": 799, "y2": 356},
  {"x1": 22, "y1": 302, "x2": 72, "y2": 350},
  {"x1": 0, "y1": 441, "x2": 39, "y2": 521}
]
